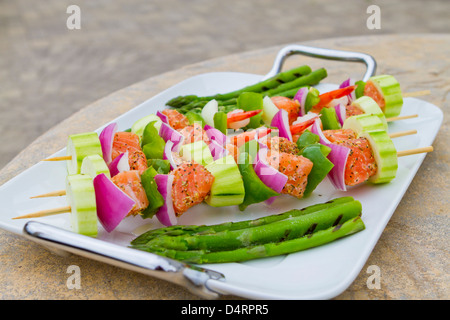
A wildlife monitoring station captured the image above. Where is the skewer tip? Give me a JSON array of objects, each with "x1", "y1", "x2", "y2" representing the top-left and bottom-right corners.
[
  {"x1": 30, "y1": 189, "x2": 67, "y2": 199},
  {"x1": 403, "y1": 90, "x2": 431, "y2": 98},
  {"x1": 42, "y1": 156, "x2": 72, "y2": 162},
  {"x1": 389, "y1": 129, "x2": 417, "y2": 139},
  {"x1": 397, "y1": 146, "x2": 434, "y2": 157},
  {"x1": 12, "y1": 206, "x2": 71, "y2": 220},
  {"x1": 386, "y1": 114, "x2": 419, "y2": 122}
]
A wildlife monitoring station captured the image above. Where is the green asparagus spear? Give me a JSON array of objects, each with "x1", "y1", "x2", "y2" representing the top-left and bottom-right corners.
[
  {"x1": 134, "y1": 216, "x2": 365, "y2": 264},
  {"x1": 166, "y1": 65, "x2": 313, "y2": 108},
  {"x1": 130, "y1": 196, "x2": 354, "y2": 246},
  {"x1": 187, "y1": 69, "x2": 324, "y2": 114},
  {"x1": 142, "y1": 200, "x2": 362, "y2": 252},
  {"x1": 262, "y1": 68, "x2": 327, "y2": 96},
  {"x1": 179, "y1": 97, "x2": 239, "y2": 114},
  {"x1": 270, "y1": 86, "x2": 306, "y2": 98}
]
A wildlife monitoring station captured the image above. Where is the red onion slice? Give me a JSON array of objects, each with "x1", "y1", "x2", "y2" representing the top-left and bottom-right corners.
[
  {"x1": 93, "y1": 173, "x2": 135, "y2": 233},
  {"x1": 156, "y1": 110, "x2": 169, "y2": 124},
  {"x1": 271, "y1": 109, "x2": 293, "y2": 142},
  {"x1": 99, "y1": 122, "x2": 118, "y2": 165},
  {"x1": 334, "y1": 103, "x2": 346, "y2": 127},
  {"x1": 311, "y1": 119, "x2": 350, "y2": 191},
  {"x1": 294, "y1": 87, "x2": 309, "y2": 116},
  {"x1": 339, "y1": 78, "x2": 356, "y2": 102},
  {"x1": 154, "y1": 174, "x2": 177, "y2": 226},
  {"x1": 326, "y1": 143, "x2": 350, "y2": 191},
  {"x1": 208, "y1": 140, "x2": 229, "y2": 161},
  {"x1": 108, "y1": 151, "x2": 130, "y2": 177},
  {"x1": 253, "y1": 147, "x2": 288, "y2": 205},
  {"x1": 204, "y1": 124, "x2": 229, "y2": 146},
  {"x1": 159, "y1": 122, "x2": 184, "y2": 152},
  {"x1": 163, "y1": 140, "x2": 178, "y2": 170},
  {"x1": 310, "y1": 119, "x2": 331, "y2": 145}
]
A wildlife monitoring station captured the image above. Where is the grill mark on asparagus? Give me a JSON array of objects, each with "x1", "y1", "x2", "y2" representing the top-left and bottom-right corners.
[
  {"x1": 305, "y1": 223, "x2": 318, "y2": 238},
  {"x1": 332, "y1": 214, "x2": 344, "y2": 227}
]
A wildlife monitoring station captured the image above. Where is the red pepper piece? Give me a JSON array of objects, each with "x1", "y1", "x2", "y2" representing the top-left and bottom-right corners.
[
  {"x1": 312, "y1": 86, "x2": 357, "y2": 112},
  {"x1": 227, "y1": 109, "x2": 262, "y2": 125},
  {"x1": 290, "y1": 114, "x2": 320, "y2": 135}
]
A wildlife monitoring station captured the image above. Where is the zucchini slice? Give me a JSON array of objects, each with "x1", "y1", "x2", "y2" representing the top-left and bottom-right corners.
[
  {"x1": 364, "y1": 75, "x2": 403, "y2": 118},
  {"x1": 205, "y1": 154, "x2": 245, "y2": 207},
  {"x1": 350, "y1": 96, "x2": 388, "y2": 130},
  {"x1": 359, "y1": 130, "x2": 398, "y2": 184},
  {"x1": 81, "y1": 154, "x2": 111, "y2": 179},
  {"x1": 343, "y1": 113, "x2": 386, "y2": 135},
  {"x1": 131, "y1": 114, "x2": 162, "y2": 140},
  {"x1": 180, "y1": 140, "x2": 214, "y2": 166},
  {"x1": 66, "y1": 132, "x2": 103, "y2": 175},
  {"x1": 65, "y1": 174, "x2": 98, "y2": 237}
]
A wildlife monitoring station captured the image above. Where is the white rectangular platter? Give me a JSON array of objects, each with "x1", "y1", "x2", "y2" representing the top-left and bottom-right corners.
[{"x1": 0, "y1": 71, "x2": 443, "y2": 299}]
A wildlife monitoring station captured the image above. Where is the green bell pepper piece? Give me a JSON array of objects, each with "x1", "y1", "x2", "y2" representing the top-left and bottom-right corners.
[
  {"x1": 238, "y1": 139, "x2": 260, "y2": 161},
  {"x1": 213, "y1": 111, "x2": 227, "y2": 135},
  {"x1": 296, "y1": 130, "x2": 331, "y2": 157},
  {"x1": 147, "y1": 159, "x2": 171, "y2": 174},
  {"x1": 185, "y1": 110, "x2": 206, "y2": 127},
  {"x1": 304, "y1": 88, "x2": 320, "y2": 113},
  {"x1": 237, "y1": 92, "x2": 263, "y2": 129},
  {"x1": 355, "y1": 80, "x2": 366, "y2": 99},
  {"x1": 141, "y1": 121, "x2": 165, "y2": 160},
  {"x1": 296, "y1": 130, "x2": 320, "y2": 150},
  {"x1": 320, "y1": 107, "x2": 341, "y2": 130},
  {"x1": 140, "y1": 167, "x2": 165, "y2": 219},
  {"x1": 301, "y1": 144, "x2": 334, "y2": 197},
  {"x1": 237, "y1": 152, "x2": 279, "y2": 211},
  {"x1": 296, "y1": 131, "x2": 334, "y2": 197}
]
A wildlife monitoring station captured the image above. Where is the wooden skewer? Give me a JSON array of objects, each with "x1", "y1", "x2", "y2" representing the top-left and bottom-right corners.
[
  {"x1": 23, "y1": 145, "x2": 433, "y2": 220},
  {"x1": 397, "y1": 146, "x2": 433, "y2": 157},
  {"x1": 386, "y1": 114, "x2": 418, "y2": 122},
  {"x1": 388, "y1": 129, "x2": 417, "y2": 139},
  {"x1": 42, "y1": 156, "x2": 72, "y2": 161},
  {"x1": 402, "y1": 90, "x2": 431, "y2": 98},
  {"x1": 30, "y1": 189, "x2": 66, "y2": 198},
  {"x1": 30, "y1": 129, "x2": 419, "y2": 200},
  {"x1": 31, "y1": 129, "x2": 418, "y2": 198},
  {"x1": 12, "y1": 206, "x2": 71, "y2": 220}
]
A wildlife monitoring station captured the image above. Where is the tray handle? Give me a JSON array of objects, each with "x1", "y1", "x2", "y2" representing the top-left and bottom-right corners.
[
  {"x1": 262, "y1": 44, "x2": 377, "y2": 82},
  {"x1": 23, "y1": 221, "x2": 224, "y2": 299}
]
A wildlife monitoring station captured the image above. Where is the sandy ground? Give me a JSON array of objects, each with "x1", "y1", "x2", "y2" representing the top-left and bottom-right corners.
[{"x1": 1, "y1": 0, "x2": 449, "y2": 169}]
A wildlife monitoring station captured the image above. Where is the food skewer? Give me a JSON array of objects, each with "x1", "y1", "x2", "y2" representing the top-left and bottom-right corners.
[
  {"x1": 32, "y1": 125, "x2": 418, "y2": 200},
  {"x1": 20, "y1": 135, "x2": 433, "y2": 219},
  {"x1": 16, "y1": 138, "x2": 435, "y2": 220}
]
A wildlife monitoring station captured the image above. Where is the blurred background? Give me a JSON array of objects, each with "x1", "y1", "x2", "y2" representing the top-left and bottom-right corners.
[{"x1": 1, "y1": 0, "x2": 449, "y2": 170}]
